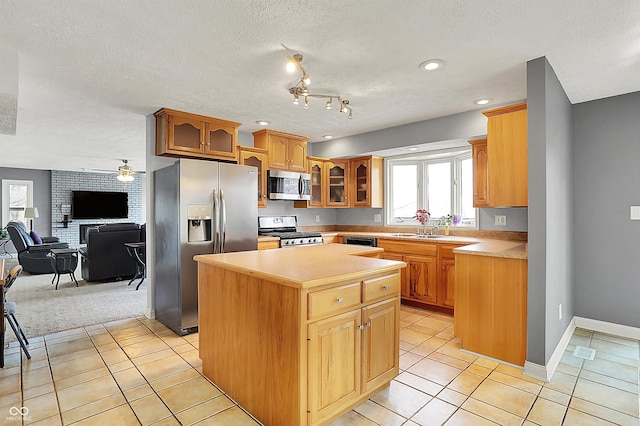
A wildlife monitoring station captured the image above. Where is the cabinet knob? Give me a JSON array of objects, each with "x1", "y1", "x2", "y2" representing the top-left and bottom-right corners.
[
  {"x1": 382, "y1": 285, "x2": 389, "y2": 290},
  {"x1": 336, "y1": 297, "x2": 344, "y2": 304},
  {"x1": 365, "y1": 322, "x2": 372, "y2": 328},
  {"x1": 442, "y1": 266, "x2": 445, "y2": 270},
  {"x1": 474, "y1": 192, "x2": 478, "y2": 196}
]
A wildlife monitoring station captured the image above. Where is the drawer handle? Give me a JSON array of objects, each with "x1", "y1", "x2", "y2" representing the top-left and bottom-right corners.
[
  {"x1": 382, "y1": 285, "x2": 390, "y2": 290},
  {"x1": 336, "y1": 297, "x2": 344, "y2": 304}
]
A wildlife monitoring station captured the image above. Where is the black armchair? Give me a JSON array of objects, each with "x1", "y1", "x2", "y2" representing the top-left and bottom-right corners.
[
  {"x1": 6, "y1": 221, "x2": 69, "y2": 274},
  {"x1": 79, "y1": 223, "x2": 141, "y2": 282}
]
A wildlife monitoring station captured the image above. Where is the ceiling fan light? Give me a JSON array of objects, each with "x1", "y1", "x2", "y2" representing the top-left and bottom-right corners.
[
  {"x1": 325, "y1": 99, "x2": 332, "y2": 110},
  {"x1": 293, "y1": 95, "x2": 299, "y2": 105},
  {"x1": 117, "y1": 173, "x2": 134, "y2": 182},
  {"x1": 303, "y1": 75, "x2": 311, "y2": 85},
  {"x1": 348, "y1": 110, "x2": 353, "y2": 119},
  {"x1": 286, "y1": 61, "x2": 297, "y2": 73},
  {"x1": 303, "y1": 96, "x2": 309, "y2": 109}
]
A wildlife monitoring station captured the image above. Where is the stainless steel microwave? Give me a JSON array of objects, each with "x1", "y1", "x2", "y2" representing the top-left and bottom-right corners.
[{"x1": 267, "y1": 170, "x2": 311, "y2": 201}]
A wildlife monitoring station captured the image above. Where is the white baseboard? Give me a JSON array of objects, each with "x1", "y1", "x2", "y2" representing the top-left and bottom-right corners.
[
  {"x1": 523, "y1": 316, "x2": 640, "y2": 382},
  {"x1": 523, "y1": 317, "x2": 576, "y2": 382},
  {"x1": 574, "y1": 316, "x2": 640, "y2": 340},
  {"x1": 145, "y1": 308, "x2": 155, "y2": 319}
]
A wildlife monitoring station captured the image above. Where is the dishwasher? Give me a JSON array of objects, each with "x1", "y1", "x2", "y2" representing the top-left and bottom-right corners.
[{"x1": 342, "y1": 236, "x2": 378, "y2": 247}]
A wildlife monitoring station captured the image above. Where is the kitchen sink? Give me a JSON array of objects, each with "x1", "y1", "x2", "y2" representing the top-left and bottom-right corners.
[
  {"x1": 411, "y1": 234, "x2": 444, "y2": 239},
  {"x1": 390, "y1": 233, "x2": 416, "y2": 237}
]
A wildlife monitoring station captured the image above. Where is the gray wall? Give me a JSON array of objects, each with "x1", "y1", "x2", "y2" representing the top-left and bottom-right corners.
[
  {"x1": 0, "y1": 167, "x2": 52, "y2": 253},
  {"x1": 50, "y1": 170, "x2": 144, "y2": 247},
  {"x1": 310, "y1": 109, "x2": 488, "y2": 158},
  {"x1": 573, "y1": 91, "x2": 640, "y2": 326},
  {"x1": 259, "y1": 201, "x2": 337, "y2": 227},
  {"x1": 527, "y1": 57, "x2": 574, "y2": 365}
]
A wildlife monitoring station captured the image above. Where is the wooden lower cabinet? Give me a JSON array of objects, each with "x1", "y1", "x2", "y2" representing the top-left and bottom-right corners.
[
  {"x1": 198, "y1": 262, "x2": 401, "y2": 426},
  {"x1": 308, "y1": 298, "x2": 398, "y2": 425},
  {"x1": 379, "y1": 239, "x2": 460, "y2": 311},
  {"x1": 455, "y1": 253, "x2": 527, "y2": 365},
  {"x1": 257, "y1": 239, "x2": 279, "y2": 250}
]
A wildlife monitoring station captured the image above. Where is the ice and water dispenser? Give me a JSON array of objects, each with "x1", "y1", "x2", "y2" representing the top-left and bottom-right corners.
[{"x1": 187, "y1": 204, "x2": 212, "y2": 242}]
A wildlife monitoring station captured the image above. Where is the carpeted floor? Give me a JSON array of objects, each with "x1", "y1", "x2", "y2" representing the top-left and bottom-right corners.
[{"x1": 3, "y1": 258, "x2": 146, "y2": 343}]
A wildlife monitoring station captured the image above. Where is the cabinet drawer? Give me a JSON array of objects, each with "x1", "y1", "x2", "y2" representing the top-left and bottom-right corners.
[
  {"x1": 363, "y1": 273, "x2": 400, "y2": 302},
  {"x1": 378, "y1": 240, "x2": 437, "y2": 256},
  {"x1": 439, "y1": 244, "x2": 464, "y2": 258},
  {"x1": 308, "y1": 283, "x2": 361, "y2": 320}
]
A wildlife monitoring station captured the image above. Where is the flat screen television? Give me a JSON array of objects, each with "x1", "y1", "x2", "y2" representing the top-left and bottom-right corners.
[{"x1": 72, "y1": 191, "x2": 128, "y2": 219}]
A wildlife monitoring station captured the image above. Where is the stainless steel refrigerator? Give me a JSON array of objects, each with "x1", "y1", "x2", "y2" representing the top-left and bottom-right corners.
[{"x1": 154, "y1": 158, "x2": 258, "y2": 335}]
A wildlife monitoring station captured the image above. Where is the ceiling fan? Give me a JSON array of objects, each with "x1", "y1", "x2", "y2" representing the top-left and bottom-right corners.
[{"x1": 89, "y1": 160, "x2": 145, "y2": 182}]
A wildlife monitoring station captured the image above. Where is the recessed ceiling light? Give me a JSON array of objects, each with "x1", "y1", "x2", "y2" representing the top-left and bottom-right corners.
[
  {"x1": 474, "y1": 98, "x2": 492, "y2": 105},
  {"x1": 404, "y1": 146, "x2": 419, "y2": 151},
  {"x1": 322, "y1": 135, "x2": 333, "y2": 139},
  {"x1": 255, "y1": 120, "x2": 270, "y2": 126},
  {"x1": 419, "y1": 59, "x2": 444, "y2": 71}
]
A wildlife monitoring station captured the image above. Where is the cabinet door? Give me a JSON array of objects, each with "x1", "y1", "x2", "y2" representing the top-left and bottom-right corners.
[
  {"x1": 239, "y1": 149, "x2": 268, "y2": 208},
  {"x1": 351, "y1": 159, "x2": 370, "y2": 207},
  {"x1": 308, "y1": 309, "x2": 361, "y2": 425},
  {"x1": 486, "y1": 104, "x2": 528, "y2": 207},
  {"x1": 167, "y1": 114, "x2": 205, "y2": 155},
  {"x1": 470, "y1": 139, "x2": 489, "y2": 208},
  {"x1": 288, "y1": 139, "x2": 308, "y2": 172},
  {"x1": 204, "y1": 121, "x2": 237, "y2": 160},
  {"x1": 405, "y1": 255, "x2": 438, "y2": 304},
  {"x1": 325, "y1": 161, "x2": 349, "y2": 207},
  {"x1": 309, "y1": 160, "x2": 325, "y2": 207},
  {"x1": 381, "y1": 253, "x2": 407, "y2": 297},
  {"x1": 362, "y1": 299, "x2": 399, "y2": 393},
  {"x1": 268, "y1": 135, "x2": 289, "y2": 170},
  {"x1": 438, "y1": 257, "x2": 456, "y2": 308}
]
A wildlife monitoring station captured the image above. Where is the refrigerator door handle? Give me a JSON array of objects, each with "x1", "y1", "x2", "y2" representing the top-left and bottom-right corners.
[
  {"x1": 220, "y1": 188, "x2": 227, "y2": 253},
  {"x1": 213, "y1": 188, "x2": 220, "y2": 253}
]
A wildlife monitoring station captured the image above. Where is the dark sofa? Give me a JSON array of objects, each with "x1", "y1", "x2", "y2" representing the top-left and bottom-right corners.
[
  {"x1": 79, "y1": 223, "x2": 141, "y2": 282},
  {"x1": 6, "y1": 220, "x2": 69, "y2": 274}
]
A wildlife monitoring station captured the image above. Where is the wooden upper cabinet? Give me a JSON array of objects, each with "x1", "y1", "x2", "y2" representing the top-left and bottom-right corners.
[
  {"x1": 155, "y1": 108, "x2": 239, "y2": 161},
  {"x1": 483, "y1": 102, "x2": 528, "y2": 207},
  {"x1": 308, "y1": 157, "x2": 326, "y2": 207},
  {"x1": 252, "y1": 129, "x2": 309, "y2": 172},
  {"x1": 349, "y1": 156, "x2": 384, "y2": 208},
  {"x1": 238, "y1": 146, "x2": 268, "y2": 208},
  {"x1": 325, "y1": 160, "x2": 350, "y2": 207},
  {"x1": 469, "y1": 138, "x2": 489, "y2": 208}
]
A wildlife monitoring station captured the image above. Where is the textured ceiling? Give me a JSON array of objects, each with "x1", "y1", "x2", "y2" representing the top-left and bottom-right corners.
[{"x1": 0, "y1": 0, "x2": 638, "y2": 173}]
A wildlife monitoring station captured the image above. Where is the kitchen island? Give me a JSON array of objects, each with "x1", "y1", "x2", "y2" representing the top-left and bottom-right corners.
[{"x1": 194, "y1": 244, "x2": 406, "y2": 426}]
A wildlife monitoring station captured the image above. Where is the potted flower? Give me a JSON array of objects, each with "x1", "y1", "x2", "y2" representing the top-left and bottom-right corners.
[
  {"x1": 439, "y1": 214, "x2": 453, "y2": 235},
  {"x1": 0, "y1": 227, "x2": 8, "y2": 239},
  {"x1": 414, "y1": 209, "x2": 431, "y2": 235}
]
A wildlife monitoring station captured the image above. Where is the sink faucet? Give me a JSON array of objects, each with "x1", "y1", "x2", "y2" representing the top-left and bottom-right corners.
[{"x1": 431, "y1": 226, "x2": 439, "y2": 236}]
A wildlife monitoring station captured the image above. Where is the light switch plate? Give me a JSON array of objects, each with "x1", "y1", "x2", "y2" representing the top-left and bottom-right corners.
[
  {"x1": 495, "y1": 215, "x2": 507, "y2": 226},
  {"x1": 374, "y1": 214, "x2": 382, "y2": 223},
  {"x1": 631, "y1": 206, "x2": 640, "y2": 220},
  {"x1": 315, "y1": 215, "x2": 320, "y2": 223}
]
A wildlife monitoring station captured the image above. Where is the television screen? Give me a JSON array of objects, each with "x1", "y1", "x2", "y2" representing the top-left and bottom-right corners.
[{"x1": 72, "y1": 191, "x2": 128, "y2": 219}]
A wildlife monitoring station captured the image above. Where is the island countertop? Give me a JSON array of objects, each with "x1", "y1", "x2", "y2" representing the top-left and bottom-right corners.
[{"x1": 194, "y1": 243, "x2": 404, "y2": 289}]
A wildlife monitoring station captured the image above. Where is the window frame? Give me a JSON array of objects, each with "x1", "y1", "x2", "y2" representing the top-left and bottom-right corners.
[
  {"x1": 1, "y1": 179, "x2": 34, "y2": 227},
  {"x1": 385, "y1": 148, "x2": 477, "y2": 228}
]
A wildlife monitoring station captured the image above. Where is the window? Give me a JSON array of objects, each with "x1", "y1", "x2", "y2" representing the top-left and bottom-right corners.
[
  {"x1": 1, "y1": 179, "x2": 34, "y2": 226},
  {"x1": 386, "y1": 149, "x2": 476, "y2": 227}
]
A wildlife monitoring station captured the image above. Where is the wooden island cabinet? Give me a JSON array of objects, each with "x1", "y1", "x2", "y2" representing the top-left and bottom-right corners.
[{"x1": 195, "y1": 244, "x2": 405, "y2": 426}]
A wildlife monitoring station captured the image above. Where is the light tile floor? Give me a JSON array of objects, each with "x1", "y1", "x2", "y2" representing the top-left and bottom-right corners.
[{"x1": 1, "y1": 305, "x2": 638, "y2": 425}]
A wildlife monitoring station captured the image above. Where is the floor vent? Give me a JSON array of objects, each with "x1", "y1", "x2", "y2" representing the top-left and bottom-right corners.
[{"x1": 573, "y1": 345, "x2": 596, "y2": 361}]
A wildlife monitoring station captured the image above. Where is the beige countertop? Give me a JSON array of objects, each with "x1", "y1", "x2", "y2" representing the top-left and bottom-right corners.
[
  {"x1": 452, "y1": 240, "x2": 528, "y2": 259},
  {"x1": 321, "y1": 231, "x2": 527, "y2": 259},
  {"x1": 194, "y1": 244, "x2": 405, "y2": 289}
]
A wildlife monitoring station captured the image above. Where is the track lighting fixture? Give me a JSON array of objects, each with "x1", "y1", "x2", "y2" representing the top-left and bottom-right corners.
[{"x1": 285, "y1": 52, "x2": 353, "y2": 118}]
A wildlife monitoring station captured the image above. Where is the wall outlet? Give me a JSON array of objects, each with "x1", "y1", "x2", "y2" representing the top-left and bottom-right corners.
[
  {"x1": 374, "y1": 214, "x2": 382, "y2": 223},
  {"x1": 631, "y1": 206, "x2": 640, "y2": 220},
  {"x1": 559, "y1": 303, "x2": 562, "y2": 320},
  {"x1": 315, "y1": 215, "x2": 320, "y2": 223},
  {"x1": 495, "y1": 215, "x2": 507, "y2": 226}
]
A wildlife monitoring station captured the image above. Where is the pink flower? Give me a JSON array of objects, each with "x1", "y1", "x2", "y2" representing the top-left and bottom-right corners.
[{"x1": 414, "y1": 209, "x2": 431, "y2": 225}]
